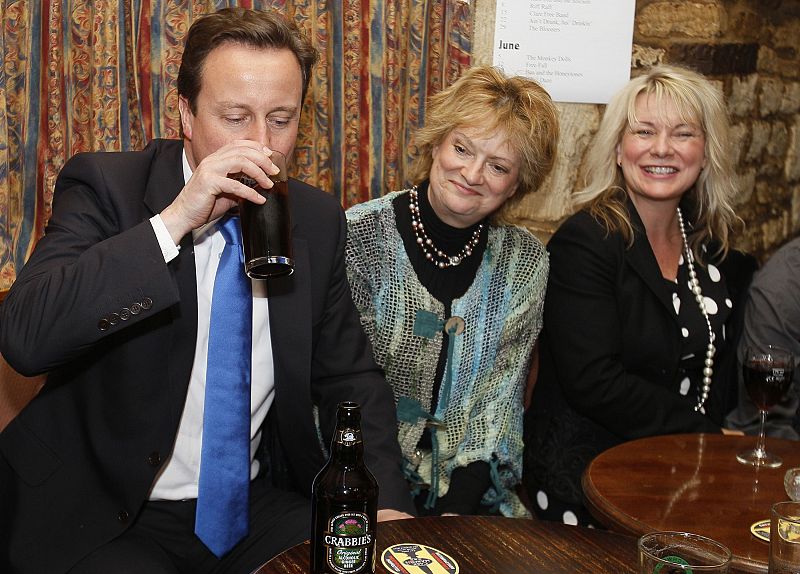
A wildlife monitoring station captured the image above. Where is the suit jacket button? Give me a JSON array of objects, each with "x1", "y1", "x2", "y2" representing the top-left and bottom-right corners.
[
  {"x1": 118, "y1": 510, "x2": 129, "y2": 523},
  {"x1": 147, "y1": 452, "x2": 161, "y2": 467},
  {"x1": 98, "y1": 318, "x2": 111, "y2": 331},
  {"x1": 130, "y1": 303, "x2": 142, "y2": 315},
  {"x1": 141, "y1": 297, "x2": 153, "y2": 310},
  {"x1": 119, "y1": 308, "x2": 131, "y2": 321},
  {"x1": 109, "y1": 313, "x2": 121, "y2": 325}
]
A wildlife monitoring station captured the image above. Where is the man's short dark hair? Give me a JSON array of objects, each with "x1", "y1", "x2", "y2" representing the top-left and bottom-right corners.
[{"x1": 178, "y1": 8, "x2": 319, "y2": 112}]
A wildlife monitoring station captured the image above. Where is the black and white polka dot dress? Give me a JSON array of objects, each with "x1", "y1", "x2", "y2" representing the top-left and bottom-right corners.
[{"x1": 669, "y1": 249, "x2": 731, "y2": 410}]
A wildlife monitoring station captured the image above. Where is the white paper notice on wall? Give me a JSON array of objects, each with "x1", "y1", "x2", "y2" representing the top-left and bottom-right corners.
[{"x1": 493, "y1": 0, "x2": 636, "y2": 104}]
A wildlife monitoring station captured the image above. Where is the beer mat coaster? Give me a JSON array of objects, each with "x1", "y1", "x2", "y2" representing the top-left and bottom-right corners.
[
  {"x1": 381, "y1": 543, "x2": 459, "y2": 574},
  {"x1": 750, "y1": 519, "x2": 770, "y2": 542}
]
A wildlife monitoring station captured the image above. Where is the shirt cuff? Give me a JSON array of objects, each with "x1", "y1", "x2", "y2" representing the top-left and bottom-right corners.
[{"x1": 150, "y1": 215, "x2": 180, "y2": 263}]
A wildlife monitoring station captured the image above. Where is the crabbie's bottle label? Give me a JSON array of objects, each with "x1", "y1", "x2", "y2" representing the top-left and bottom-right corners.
[
  {"x1": 323, "y1": 511, "x2": 375, "y2": 573},
  {"x1": 337, "y1": 428, "x2": 361, "y2": 446}
]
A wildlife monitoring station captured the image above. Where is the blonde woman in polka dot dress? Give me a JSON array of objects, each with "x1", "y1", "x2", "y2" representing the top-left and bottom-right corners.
[{"x1": 524, "y1": 65, "x2": 757, "y2": 526}]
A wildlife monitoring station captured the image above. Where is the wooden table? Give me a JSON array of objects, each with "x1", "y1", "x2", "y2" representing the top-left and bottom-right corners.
[
  {"x1": 251, "y1": 515, "x2": 639, "y2": 573},
  {"x1": 583, "y1": 433, "x2": 800, "y2": 574}
]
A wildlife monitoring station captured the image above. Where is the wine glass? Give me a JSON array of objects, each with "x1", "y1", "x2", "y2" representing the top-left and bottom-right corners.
[{"x1": 736, "y1": 345, "x2": 795, "y2": 468}]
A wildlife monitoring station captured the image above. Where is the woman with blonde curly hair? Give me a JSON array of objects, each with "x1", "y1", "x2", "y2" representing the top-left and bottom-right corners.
[
  {"x1": 525, "y1": 64, "x2": 756, "y2": 526},
  {"x1": 346, "y1": 65, "x2": 559, "y2": 517}
]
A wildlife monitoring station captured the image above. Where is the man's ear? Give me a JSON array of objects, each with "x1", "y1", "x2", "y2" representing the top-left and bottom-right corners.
[{"x1": 178, "y1": 96, "x2": 193, "y2": 139}]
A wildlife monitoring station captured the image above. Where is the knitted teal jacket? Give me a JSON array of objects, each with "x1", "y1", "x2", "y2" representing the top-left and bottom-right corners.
[{"x1": 345, "y1": 191, "x2": 548, "y2": 517}]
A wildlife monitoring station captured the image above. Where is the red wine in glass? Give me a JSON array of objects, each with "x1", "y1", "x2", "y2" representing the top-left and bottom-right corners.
[
  {"x1": 737, "y1": 345, "x2": 795, "y2": 468},
  {"x1": 743, "y1": 361, "x2": 794, "y2": 410}
]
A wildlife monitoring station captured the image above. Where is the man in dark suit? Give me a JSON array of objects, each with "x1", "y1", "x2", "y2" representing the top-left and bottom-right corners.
[{"x1": 0, "y1": 8, "x2": 412, "y2": 574}]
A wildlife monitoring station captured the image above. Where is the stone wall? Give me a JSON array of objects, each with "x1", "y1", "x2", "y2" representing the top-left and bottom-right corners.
[{"x1": 474, "y1": 0, "x2": 800, "y2": 262}]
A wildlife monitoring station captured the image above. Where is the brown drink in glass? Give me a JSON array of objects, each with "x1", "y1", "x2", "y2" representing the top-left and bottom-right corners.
[
  {"x1": 736, "y1": 344, "x2": 795, "y2": 468},
  {"x1": 235, "y1": 151, "x2": 293, "y2": 279}
]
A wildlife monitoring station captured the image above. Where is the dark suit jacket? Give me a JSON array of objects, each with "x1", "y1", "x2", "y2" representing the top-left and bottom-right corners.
[
  {"x1": 0, "y1": 139, "x2": 412, "y2": 573},
  {"x1": 524, "y1": 203, "x2": 757, "y2": 507}
]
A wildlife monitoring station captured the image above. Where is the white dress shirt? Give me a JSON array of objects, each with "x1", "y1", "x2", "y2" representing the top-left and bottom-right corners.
[{"x1": 149, "y1": 150, "x2": 275, "y2": 500}]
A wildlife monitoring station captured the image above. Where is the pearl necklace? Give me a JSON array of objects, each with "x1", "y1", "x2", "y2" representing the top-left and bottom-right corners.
[
  {"x1": 409, "y1": 186, "x2": 484, "y2": 269},
  {"x1": 676, "y1": 207, "x2": 715, "y2": 414}
]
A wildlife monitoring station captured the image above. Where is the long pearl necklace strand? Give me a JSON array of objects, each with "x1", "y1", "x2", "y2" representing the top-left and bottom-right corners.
[
  {"x1": 676, "y1": 207, "x2": 715, "y2": 414},
  {"x1": 409, "y1": 186, "x2": 483, "y2": 269}
]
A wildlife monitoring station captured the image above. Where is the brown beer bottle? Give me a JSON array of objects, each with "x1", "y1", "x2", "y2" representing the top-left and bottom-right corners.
[{"x1": 311, "y1": 402, "x2": 378, "y2": 574}]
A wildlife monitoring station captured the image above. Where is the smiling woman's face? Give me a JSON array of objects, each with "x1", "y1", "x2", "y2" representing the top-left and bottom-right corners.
[
  {"x1": 427, "y1": 126, "x2": 520, "y2": 229},
  {"x1": 617, "y1": 93, "x2": 706, "y2": 208}
]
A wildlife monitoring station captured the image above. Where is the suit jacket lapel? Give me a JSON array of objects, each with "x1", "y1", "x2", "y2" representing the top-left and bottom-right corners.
[
  {"x1": 267, "y1": 237, "x2": 311, "y2": 395},
  {"x1": 265, "y1": 183, "x2": 322, "y2": 483},
  {"x1": 267, "y1": 178, "x2": 311, "y2": 386},
  {"x1": 624, "y1": 198, "x2": 679, "y2": 322}
]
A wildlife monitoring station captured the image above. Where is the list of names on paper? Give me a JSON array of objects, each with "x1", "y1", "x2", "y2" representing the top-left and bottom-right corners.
[{"x1": 493, "y1": 0, "x2": 636, "y2": 104}]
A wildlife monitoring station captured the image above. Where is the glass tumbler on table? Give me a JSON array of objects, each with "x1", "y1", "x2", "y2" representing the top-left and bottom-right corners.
[
  {"x1": 638, "y1": 531, "x2": 731, "y2": 573},
  {"x1": 736, "y1": 345, "x2": 794, "y2": 468},
  {"x1": 770, "y1": 501, "x2": 800, "y2": 574}
]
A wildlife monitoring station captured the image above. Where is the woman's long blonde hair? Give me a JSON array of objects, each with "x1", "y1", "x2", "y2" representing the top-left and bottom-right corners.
[{"x1": 574, "y1": 64, "x2": 739, "y2": 259}]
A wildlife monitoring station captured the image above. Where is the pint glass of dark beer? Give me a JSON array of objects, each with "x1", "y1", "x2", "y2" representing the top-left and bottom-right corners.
[{"x1": 235, "y1": 151, "x2": 293, "y2": 279}]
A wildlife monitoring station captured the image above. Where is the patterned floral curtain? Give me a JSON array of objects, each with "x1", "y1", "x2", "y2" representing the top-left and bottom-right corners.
[{"x1": 0, "y1": 0, "x2": 471, "y2": 289}]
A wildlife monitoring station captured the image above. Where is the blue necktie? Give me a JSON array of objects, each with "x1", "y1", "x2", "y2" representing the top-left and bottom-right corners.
[{"x1": 195, "y1": 215, "x2": 252, "y2": 557}]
